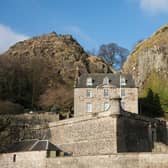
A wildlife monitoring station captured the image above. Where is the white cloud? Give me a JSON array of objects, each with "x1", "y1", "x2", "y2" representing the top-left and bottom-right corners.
[
  {"x1": 0, "y1": 24, "x2": 29, "y2": 54},
  {"x1": 140, "y1": 0, "x2": 168, "y2": 14}
]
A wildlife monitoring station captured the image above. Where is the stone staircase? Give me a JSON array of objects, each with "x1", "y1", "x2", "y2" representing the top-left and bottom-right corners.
[{"x1": 152, "y1": 142, "x2": 168, "y2": 153}]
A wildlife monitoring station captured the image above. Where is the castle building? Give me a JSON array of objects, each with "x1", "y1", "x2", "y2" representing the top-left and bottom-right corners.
[
  {"x1": 1, "y1": 73, "x2": 168, "y2": 168},
  {"x1": 74, "y1": 73, "x2": 138, "y2": 117}
]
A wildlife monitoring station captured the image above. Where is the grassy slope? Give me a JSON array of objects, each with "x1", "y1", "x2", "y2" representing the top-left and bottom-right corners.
[
  {"x1": 140, "y1": 71, "x2": 168, "y2": 114},
  {"x1": 123, "y1": 24, "x2": 168, "y2": 118}
]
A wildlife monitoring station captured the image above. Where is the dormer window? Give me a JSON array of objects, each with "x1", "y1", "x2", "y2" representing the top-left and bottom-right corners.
[
  {"x1": 103, "y1": 77, "x2": 109, "y2": 85},
  {"x1": 120, "y1": 76, "x2": 126, "y2": 86},
  {"x1": 86, "y1": 77, "x2": 93, "y2": 86}
]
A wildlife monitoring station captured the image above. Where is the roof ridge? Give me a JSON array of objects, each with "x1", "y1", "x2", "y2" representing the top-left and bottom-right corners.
[
  {"x1": 46, "y1": 140, "x2": 49, "y2": 150},
  {"x1": 28, "y1": 140, "x2": 39, "y2": 151},
  {"x1": 19, "y1": 139, "x2": 38, "y2": 142}
]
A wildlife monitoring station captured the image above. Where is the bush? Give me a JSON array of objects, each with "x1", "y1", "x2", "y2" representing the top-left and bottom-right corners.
[
  {"x1": 50, "y1": 104, "x2": 60, "y2": 113},
  {"x1": 0, "y1": 100, "x2": 24, "y2": 114}
]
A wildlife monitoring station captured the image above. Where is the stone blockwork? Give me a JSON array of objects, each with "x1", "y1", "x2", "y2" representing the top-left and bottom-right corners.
[
  {"x1": 0, "y1": 151, "x2": 46, "y2": 168},
  {"x1": 74, "y1": 87, "x2": 138, "y2": 117},
  {"x1": 49, "y1": 110, "x2": 168, "y2": 155},
  {"x1": 46, "y1": 153, "x2": 168, "y2": 168},
  {"x1": 49, "y1": 114, "x2": 118, "y2": 156},
  {"x1": 117, "y1": 113, "x2": 168, "y2": 153},
  {"x1": 1, "y1": 152, "x2": 168, "y2": 168},
  {"x1": 117, "y1": 115, "x2": 152, "y2": 152}
]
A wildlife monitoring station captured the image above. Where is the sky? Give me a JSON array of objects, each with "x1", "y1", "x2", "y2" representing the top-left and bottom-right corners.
[{"x1": 0, "y1": 0, "x2": 168, "y2": 53}]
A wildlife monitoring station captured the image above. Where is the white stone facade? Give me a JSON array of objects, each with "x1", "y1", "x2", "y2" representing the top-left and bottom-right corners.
[{"x1": 74, "y1": 87, "x2": 138, "y2": 117}]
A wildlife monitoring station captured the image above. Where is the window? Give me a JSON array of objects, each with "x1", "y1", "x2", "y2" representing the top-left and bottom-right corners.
[
  {"x1": 86, "y1": 103, "x2": 92, "y2": 112},
  {"x1": 56, "y1": 150, "x2": 61, "y2": 157},
  {"x1": 13, "y1": 154, "x2": 16, "y2": 162},
  {"x1": 47, "y1": 150, "x2": 50, "y2": 157},
  {"x1": 103, "y1": 77, "x2": 109, "y2": 85},
  {"x1": 121, "y1": 88, "x2": 125, "y2": 97},
  {"x1": 103, "y1": 88, "x2": 108, "y2": 97},
  {"x1": 104, "y1": 102, "x2": 110, "y2": 111},
  {"x1": 86, "y1": 77, "x2": 93, "y2": 86},
  {"x1": 120, "y1": 76, "x2": 126, "y2": 86},
  {"x1": 86, "y1": 90, "x2": 92, "y2": 98}
]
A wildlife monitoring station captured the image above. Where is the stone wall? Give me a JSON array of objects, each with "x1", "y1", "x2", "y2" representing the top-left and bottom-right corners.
[
  {"x1": 117, "y1": 113, "x2": 168, "y2": 153},
  {"x1": 46, "y1": 153, "x2": 168, "y2": 168},
  {"x1": 117, "y1": 115, "x2": 152, "y2": 152},
  {"x1": 49, "y1": 114, "x2": 117, "y2": 156},
  {"x1": 0, "y1": 114, "x2": 53, "y2": 151},
  {"x1": 1, "y1": 152, "x2": 168, "y2": 168},
  {"x1": 0, "y1": 151, "x2": 46, "y2": 168},
  {"x1": 16, "y1": 112, "x2": 59, "y2": 122},
  {"x1": 49, "y1": 110, "x2": 168, "y2": 155},
  {"x1": 74, "y1": 87, "x2": 138, "y2": 117}
]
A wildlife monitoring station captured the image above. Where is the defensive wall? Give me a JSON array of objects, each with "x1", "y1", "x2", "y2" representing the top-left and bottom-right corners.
[
  {"x1": 1, "y1": 151, "x2": 168, "y2": 168},
  {"x1": 0, "y1": 151, "x2": 46, "y2": 168},
  {"x1": 117, "y1": 112, "x2": 168, "y2": 152},
  {"x1": 49, "y1": 113, "x2": 118, "y2": 156},
  {"x1": 49, "y1": 109, "x2": 168, "y2": 155}
]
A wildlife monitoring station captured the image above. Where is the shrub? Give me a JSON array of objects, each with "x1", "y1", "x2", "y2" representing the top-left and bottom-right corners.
[{"x1": 0, "y1": 100, "x2": 24, "y2": 114}]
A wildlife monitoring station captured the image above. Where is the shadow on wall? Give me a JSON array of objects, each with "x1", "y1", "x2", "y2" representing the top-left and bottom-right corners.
[
  {"x1": 139, "y1": 89, "x2": 164, "y2": 118},
  {"x1": 0, "y1": 115, "x2": 52, "y2": 152}
]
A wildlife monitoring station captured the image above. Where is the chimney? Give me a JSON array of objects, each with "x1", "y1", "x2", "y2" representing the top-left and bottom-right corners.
[{"x1": 74, "y1": 66, "x2": 80, "y2": 87}]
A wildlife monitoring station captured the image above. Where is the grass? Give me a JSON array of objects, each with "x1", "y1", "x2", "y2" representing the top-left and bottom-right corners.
[{"x1": 140, "y1": 71, "x2": 168, "y2": 113}]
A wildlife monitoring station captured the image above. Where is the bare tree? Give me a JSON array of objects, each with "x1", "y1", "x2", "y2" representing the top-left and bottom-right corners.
[{"x1": 98, "y1": 43, "x2": 129, "y2": 69}]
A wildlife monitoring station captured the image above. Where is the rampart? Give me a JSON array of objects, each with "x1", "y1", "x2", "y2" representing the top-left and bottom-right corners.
[
  {"x1": 0, "y1": 151, "x2": 46, "y2": 168},
  {"x1": 1, "y1": 152, "x2": 168, "y2": 168},
  {"x1": 49, "y1": 106, "x2": 168, "y2": 155},
  {"x1": 49, "y1": 113, "x2": 118, "y2": 156},
  {"x1": 46, "y1": 153, "x2": 168, "y2": 168}
]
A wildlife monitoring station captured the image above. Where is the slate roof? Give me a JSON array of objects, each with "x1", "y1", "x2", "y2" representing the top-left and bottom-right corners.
[
  {"x1": 76, "y1": 73, "x2": 135, "y2": 88},
  {"x1": 0, "y1": 139, "x2": 62, "y2": 153}
]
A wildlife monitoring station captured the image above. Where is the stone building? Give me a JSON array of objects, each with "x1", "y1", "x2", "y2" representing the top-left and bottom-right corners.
[
  {"x1": 1, "y1": 73, "x2": 168, "y2": 168},
  {"x1": 0, "y1": 139, "x2": 70, "y2": 168},
  {"x1": 74, "y1": 73, "x2": 138, "y2": 117}
]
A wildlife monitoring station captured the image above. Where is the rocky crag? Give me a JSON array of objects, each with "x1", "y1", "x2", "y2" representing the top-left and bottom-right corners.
[
  {"x1": 0, "y1": 32, "x2": 113, "y2": 114},
  {"x1": 0, "y1": 32, "x2": 114, "y2": 149},
  {"x1": 123, "y1": 24, "x2": 168, "y2": 116}
]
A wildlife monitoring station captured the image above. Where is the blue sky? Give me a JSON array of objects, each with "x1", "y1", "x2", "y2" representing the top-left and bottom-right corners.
[{"x1": 0, "y1": 0, "x2": 168, "y2": 53}]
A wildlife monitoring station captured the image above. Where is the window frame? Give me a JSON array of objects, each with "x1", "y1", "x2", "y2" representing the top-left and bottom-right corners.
[
  {"x1": 86, "y1": 77, "x2": 93, "y2": 86},
  {"x1": 103, "y1": 88, "x2": 109, "y2": 97},
  {"x1": 104, "y1": 102, "x2": 110, "y2": 111},
  {"x1": 103, "y1": 77, "x2": 109, "y2": 85},
  {"x1": 86, "y1": 89, "x2": 93, "y2": 98},
  {"x1": 120, "y1": 76, "x2": 126, "y2": 86},
  {"x1": 86, "y1": 102, "x2": 92, "y2": 112}
]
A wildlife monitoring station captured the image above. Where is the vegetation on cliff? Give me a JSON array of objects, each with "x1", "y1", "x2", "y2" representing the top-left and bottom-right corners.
[
  {"x1": 123, "y1": 24, "x2": 168, "y2": 117},
  {"x1": 0, "y1": 32, "x2": 113, "y2": 114}
]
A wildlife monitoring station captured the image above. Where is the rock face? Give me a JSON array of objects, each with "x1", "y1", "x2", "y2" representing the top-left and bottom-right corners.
[
  {"x1": 0, "y1": 32, "x2": 113, "y2": 113},
  {"x1": 123, "y1": 24, "x2": 168, "y2": 114}
]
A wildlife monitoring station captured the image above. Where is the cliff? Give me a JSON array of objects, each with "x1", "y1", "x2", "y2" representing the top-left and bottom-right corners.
[
  {"x1": 123, "y1": 24, "x2": 168, "y2": 116},
  {"x1": 0, "y1": 32, "x2": 113, "y2": 113}
]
